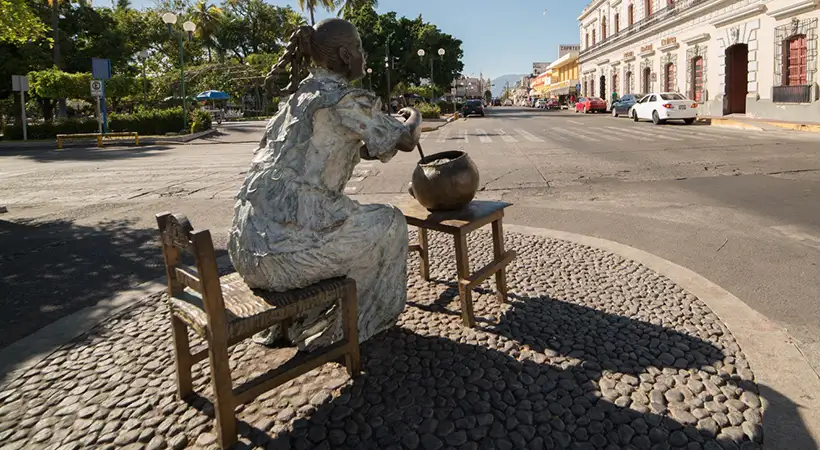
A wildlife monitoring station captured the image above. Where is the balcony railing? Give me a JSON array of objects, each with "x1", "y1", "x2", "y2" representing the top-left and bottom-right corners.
[
  {"x1": 772, "y1": 85, "x2": 813, "y2": 103},
  {"x1": 581, "y1": 0, "x2": 712, "y2": 55}
]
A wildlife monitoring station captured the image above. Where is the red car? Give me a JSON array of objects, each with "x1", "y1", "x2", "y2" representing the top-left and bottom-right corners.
[{"x1": 574, "y1": 97, "x2": 607, "y2": 114}]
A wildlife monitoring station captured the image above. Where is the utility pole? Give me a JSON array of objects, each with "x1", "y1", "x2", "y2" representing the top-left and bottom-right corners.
[{"x1": 385, "y1": 41, "x2": 391, "y2": 111}]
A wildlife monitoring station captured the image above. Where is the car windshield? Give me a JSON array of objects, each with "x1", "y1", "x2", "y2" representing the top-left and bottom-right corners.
[
  {"x1": 660, "y1": 93, "x2": 686, "y2": 100},
  {"x1": 589, "y1": 97, "x2": 603, "y2": 102},
  {"x1": 465, "y1": 100, "x2": 482, "y2": 106}
]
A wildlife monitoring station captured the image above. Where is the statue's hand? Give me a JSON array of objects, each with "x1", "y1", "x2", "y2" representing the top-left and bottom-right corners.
[{"x1": 359, "y1": 144, "x2": 379, "y2": 161}]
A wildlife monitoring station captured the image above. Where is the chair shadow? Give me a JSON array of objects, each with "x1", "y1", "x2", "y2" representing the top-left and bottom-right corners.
[{"x1": 219, "y1": 286, "x2": 772, "y2": 449}]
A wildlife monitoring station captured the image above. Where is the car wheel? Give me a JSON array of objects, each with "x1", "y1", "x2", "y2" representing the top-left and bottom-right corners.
[
  {"x1": 612, "y1": 109, "x2": 619, "y2": 118},
  {"x1": 584, "y1": 106, "x2": 589, "y2": 114},
  {"x1": 632, "y1": 110, "x2": 639, "y2": 122},
  {"x1": 652, "y1": 111, "x2": 662, "y2": 125},
  {"x1": 480, "y1": 113, "x2": 485, "y2": 117},
  {"x1": 684, "y1": 118, "x2": 695, "y2": 125}
]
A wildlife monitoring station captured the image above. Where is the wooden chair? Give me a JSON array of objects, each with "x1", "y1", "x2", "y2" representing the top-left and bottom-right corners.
[{"x1": 155, "y1": 212, "x2": 361, "y2": 449}]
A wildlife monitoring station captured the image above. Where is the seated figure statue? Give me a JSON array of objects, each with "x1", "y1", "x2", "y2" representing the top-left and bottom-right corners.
[{"x1": 228, "y1": 18, "x2": 422, "y2": 350}]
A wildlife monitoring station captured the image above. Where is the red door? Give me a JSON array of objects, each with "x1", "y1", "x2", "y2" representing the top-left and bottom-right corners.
[
  {"x1": 788, "y1": 36, "x2": 807, "y2": 85},
  {"x1": 664, "y1": 63, "x2": 675, "y2": 92},
  {"x1": 725, "y1": 44, "x2": 748, "y2": 114}
]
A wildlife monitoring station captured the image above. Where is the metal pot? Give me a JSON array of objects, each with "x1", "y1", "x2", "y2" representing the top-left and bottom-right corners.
[{"x1": 408, "y1": 150, "x2": 480, "y2": 211}]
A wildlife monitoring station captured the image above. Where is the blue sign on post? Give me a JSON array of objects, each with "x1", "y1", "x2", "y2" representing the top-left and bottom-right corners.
[{"x1": 92, "y1": 58, "x2": 112, "y2": 133}]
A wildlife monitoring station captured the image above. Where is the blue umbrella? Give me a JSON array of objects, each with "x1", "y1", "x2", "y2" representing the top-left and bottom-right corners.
[{"x1": 196, "y1": 90, "x2": 230, "y2": 100}]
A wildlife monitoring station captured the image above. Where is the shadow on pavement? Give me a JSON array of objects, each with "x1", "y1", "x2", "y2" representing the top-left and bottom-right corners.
[
  {"x1": 0, "y1": 144, "x2": 174, "y2": 162},
  {"x1": 0, "y1": 217, "x2": 225, "y2": 349}
]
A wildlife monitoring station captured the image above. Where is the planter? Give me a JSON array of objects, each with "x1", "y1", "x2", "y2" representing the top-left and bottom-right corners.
[{"x1": 408, "y1": 150, "x2": 480, "y2": 211}]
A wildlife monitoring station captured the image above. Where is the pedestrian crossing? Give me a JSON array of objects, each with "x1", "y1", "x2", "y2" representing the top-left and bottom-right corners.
[{"x1": 418, "y1": 124, "x2": 817, "y2": 146}]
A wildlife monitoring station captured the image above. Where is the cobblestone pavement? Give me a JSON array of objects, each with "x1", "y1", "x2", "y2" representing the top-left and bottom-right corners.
[{"x1": 0, "y1": 231, "x2": 764, "y2": 450}]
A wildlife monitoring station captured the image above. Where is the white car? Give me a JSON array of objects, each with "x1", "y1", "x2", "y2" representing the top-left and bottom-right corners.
[
  {"x1": 535, "y1": 99, "x2": 547, "y2": 109},
  {"x1": 629, "y1": 92, "x2": 698, "y2": 125}
]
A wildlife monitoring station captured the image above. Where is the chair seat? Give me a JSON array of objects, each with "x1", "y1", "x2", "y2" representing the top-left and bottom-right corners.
[{"x1": 170, "y1": 272, "x2": 350, "y2": 341}]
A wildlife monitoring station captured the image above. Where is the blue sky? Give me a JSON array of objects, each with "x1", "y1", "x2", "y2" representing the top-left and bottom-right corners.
[{"x1": 130, "y1": 0, "x2": 586, "y2": 79}]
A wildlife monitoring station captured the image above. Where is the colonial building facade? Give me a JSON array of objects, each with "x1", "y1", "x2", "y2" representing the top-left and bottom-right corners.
[{"x1": 577, "y1": 0, "x2": 820, "y2": 122}]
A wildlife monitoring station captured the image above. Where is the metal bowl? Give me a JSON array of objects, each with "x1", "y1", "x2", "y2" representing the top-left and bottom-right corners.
[{"x1": 408, "y1": 150, "x2": 480, "y2": 211}]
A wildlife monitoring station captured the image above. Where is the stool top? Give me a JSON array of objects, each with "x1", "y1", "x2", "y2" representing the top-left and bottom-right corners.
[{"x1": 395, "y1": 200, "x2": 512, "y2": 234}]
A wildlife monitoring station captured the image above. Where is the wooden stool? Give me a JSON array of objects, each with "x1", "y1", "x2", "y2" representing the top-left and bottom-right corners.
[
  {"x1": 397, "y1": 200, "x2": 516, "y2": 327},
  {"x1": 156, "y1": 212, "x2": 361, "y2": 449}
]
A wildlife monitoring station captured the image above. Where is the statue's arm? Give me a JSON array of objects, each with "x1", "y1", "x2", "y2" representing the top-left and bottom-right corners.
[{"x1": 334, "y1": 91, "x2": 421, "y2": 162}]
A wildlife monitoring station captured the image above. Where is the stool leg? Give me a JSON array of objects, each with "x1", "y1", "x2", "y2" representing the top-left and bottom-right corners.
[
  {"x1": 418, "y1": 227, "x2": 430, "y2": 281},
  {"x1": 170, "y1": 314, "x2": 193, "y2": 398},
  {"x1": 492, "y1": 219, "x2": 509, "y2": 303},
  {"x1": 341, "y1": 282, "x2": 361, "y2": 376},
  {"x1": 454, "y1": 232, "x2": 475, "y2": 328}
]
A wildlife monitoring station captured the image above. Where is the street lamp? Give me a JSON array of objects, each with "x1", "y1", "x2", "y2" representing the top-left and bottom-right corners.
[
  {"x1": 416, "y1": 48, "x2": 446, "y2": 104},
  {"x1": 162, "y1": 12, "x2": 196, "y2": 131},
  {"x1": 137, "y1": 49, "x2": 150, "y2": 103},
  {"x1": 366, "y1": 68, "x2": 373, "y2": 90}
]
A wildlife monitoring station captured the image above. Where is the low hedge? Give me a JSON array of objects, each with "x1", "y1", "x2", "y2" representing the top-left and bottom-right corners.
[
  {"x1": 436, "y1": 100, "x2": 463, "y2": 115},
  {"x1": 416, "y1": 102, "x2": 441, "y2": 120},
  {"x1": 1, "y1": 108, "x2": 211, "y2": 140}
]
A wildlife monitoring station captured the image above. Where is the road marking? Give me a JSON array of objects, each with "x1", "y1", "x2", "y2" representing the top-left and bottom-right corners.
[
  {"x1": 628, "y1": 127, "x2": 684, "y2": 141},
  {"x1": 461, "y1": 129, "x2": 470, "y2": 143},
  {"x1": 436, "y1": 130, "x2": 450, "y2": 143},
  {"x1": 552, "y1": 127, "x2": 600, "y2": 142},
  {"x1": 514, "y1": 128, "x2": 544, "y2": 142},
  {"x1": 567, "y1": 120, "x2": 583, "y2": 125},
  {"x1": 540, "y1": 129, "x2": 569, "y2": 141},
  {"x1": 496, "y1": 129, "x2": 518, "y2": 143},
  {"x1": 771, "y1": 225, "x2": 820, "y2": 251},
  {"x1": 603, "y1": 127, "x2": 653, "y2": 141},
  {"x1": 476, "y1": 128, "x2": 492, "y2": 143},
  {"x1": 419, "y1": 133, "x2": 429, "y2": 143}
]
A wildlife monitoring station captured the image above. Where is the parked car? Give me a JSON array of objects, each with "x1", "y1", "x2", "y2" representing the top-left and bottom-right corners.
[
  {"x1": 535, "y1": 99, "x2": 547, "y2": 109},
  {"x1": 546, "y1": 99, "x2": 560, "y2": 110},
  {"x1": 461, "y1": 99, "x2": 485, "y2": 117},
  {"x1": 574, "y1": 97, "x2": 607, "y2": 113},
  {"x1": 503, "y1": 99, "x2": 513, "y2": 106},
  {"x1": 611, "y1": 93, "x2": 646, "y2": 118},
  {"x1": 629, "y1": 92, "x2": 698, "y2": 125}
]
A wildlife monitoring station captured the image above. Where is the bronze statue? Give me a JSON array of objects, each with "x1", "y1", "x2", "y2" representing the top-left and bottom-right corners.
[{"x1": 229, "y1": 19, "x2": 422, "y2": 350}]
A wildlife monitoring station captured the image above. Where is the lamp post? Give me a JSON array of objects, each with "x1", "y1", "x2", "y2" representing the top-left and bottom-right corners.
[
  {"x1": 162, "y1": 12, "x2": 196, "y2": 131},
  {"x1": 366, "y1": 68, "x2": 372, "y2": 90},
  {"x1": 137, "y1": 49, "x2": 150, "y2": 104},
  {"x1": 416, "y1": 48, "x2": 446, "y2": 104}
]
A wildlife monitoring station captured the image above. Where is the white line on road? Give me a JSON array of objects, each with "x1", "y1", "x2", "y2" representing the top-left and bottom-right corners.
[
  {"x1": 496, "y1": 129, "x2": 518, "y2": 143},
  {"x1": 462, "y1": 129, "x2": 470, "y2": 143},
  {"x1": 514, "y1": 128, "x2": 545, "y2": 142},
  {"x1": 436, "y1": 130, "x2": 450, "y2": 143},
  {"x1": 603, "y1": 127, "x2": 653, "y2": 141},
  {"x1": 567, "y1": 120, "x2": 583, "y2": 125},
  {"x1": 552, "y1": 127, "x2": 600, "y2": 142},
  {"x1": 540, "y1": 129, "x2": 569, "y2": 141},
  {"x1": 476, "y1": 128, "x2": 492, "y2": 143},
  {"x1": 628, "y1": 127, "x2": 684, "y2": 141}
]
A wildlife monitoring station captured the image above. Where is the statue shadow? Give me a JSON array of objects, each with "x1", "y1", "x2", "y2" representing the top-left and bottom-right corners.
[{"x1": 231, "y1": 288, "x2": 762, "y2": 449}]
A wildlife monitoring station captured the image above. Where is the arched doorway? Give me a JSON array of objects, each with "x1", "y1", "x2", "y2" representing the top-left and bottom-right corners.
[
  {"x1": 690, "y1": 56, "x2": 704, "y2": 102},
  {"x1": 625, "y1": 71, "x2": 633, "y2": 93},
  {"x1": 664, "y1": 62, "x2": 675, "y2": 92},
  {"x1": 642, "y1": 67, "x2": 651, "y2": 93},
  {"x1": 725, "y1": 44, "x2": 748, "y2": 114},
  {"x1": 600, "y1": 75, "x2": 606, "y2": 99}
]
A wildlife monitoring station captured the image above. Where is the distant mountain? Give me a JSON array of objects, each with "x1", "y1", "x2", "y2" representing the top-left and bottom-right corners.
[{"x1": 491, "y1": 74, "x2": 527, "y2": 97}]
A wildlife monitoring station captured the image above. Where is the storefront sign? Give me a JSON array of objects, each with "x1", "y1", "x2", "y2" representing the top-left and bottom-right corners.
[
  {"x1": 640, "y1": 44, "x2": 653, "y2": 53},
  {"x1": 624, "y1": 51, "x2": 634, "y2": 59},
  {"x1": 661, "y1": 37, "x2": 677, "y2": 47}
]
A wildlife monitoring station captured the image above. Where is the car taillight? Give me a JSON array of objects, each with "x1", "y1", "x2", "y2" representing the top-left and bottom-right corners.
[
  {"x1": 691, "y1": 103, "x2": 698, "y2": 108},
  {"x1": 663, "y1": 103, "x2": 673, "y2": 109}
]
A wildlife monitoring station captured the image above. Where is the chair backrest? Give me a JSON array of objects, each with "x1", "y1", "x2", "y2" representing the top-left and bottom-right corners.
[{"x1": 156, "y1": 212, "x2": 226, "y2": 317}]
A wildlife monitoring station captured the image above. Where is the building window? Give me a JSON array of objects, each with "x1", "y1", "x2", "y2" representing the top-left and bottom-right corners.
[
  {"x1": 642, "y1": 67, "x2": 651, "y2": 93},
  {"x1": 586, "y1": 33, "x2": 589, "y2": 49},
  {"x1": 645, "y1": 0, "x2": 652, "y2": 17},
  {"x1": 592, "y1": 30, "x2": 596, "y2": 46},
  {"x1": 784, "y1": 35, "x2": 808, "y2": 86},
  {"x1": 628, "y1": 5, "x2": 634, "y2": 26},
  {"x1": 664, "y1": 63, "x2": 675, "y2": 92},
  {"x1": 614, "y1": 13, "x2": 620, "y2": 33},
  {"x1": 625, "y1": 71, "x2": 633, "y2": 93},
  {"x1": 602, "y1": 18, "x2": 607, "y2": 40},
  {"x1": 691, "y1": 57, "x2": 703, "y2": 102}
]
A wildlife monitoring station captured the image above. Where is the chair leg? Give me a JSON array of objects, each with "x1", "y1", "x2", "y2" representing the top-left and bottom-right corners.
[
  {"x1": 170, "y1": 314, "x2": 193, "y2": 399},
  {"x1": 207, "y1": 339, "x2": 237, "y2": 449},
  {"x1": 341, "y1": 282, "x2": 361, "y2": 376}
]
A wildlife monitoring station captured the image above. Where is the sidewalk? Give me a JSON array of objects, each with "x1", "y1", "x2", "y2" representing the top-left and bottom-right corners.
[
  {"x1": 0, "y1": 227, "x2": 816, "y2": 449},
  {"x1": 703, "y1": 115, "x2": 820, "y2": 133}
]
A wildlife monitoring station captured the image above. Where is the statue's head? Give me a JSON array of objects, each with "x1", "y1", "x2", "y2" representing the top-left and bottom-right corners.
[{"x1": 265, "y1": 19, "x2": 366, "y2": 96}]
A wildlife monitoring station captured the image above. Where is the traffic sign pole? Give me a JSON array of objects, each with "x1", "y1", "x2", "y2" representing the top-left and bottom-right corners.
[
  {"x1": 20, "y1": 90, "x2": 27, "y2": 141},
  {"x1": 101, "y1": 80, "x2": 108, "y2": 134}
]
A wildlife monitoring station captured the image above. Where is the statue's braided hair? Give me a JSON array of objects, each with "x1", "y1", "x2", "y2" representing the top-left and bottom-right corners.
[{"x1": 264, "y1": 19, "x2": 362, "y2": 97}]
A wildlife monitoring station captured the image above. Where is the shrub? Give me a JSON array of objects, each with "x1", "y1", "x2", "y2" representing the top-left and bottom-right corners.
[
  {"x1": 437, "y1": 100, "x2": 463, "y2": 115},
  {"x1": 2, "y1": 118, "x2": 98, "y2": 140},
  {"x1": 108, "y1": 107, "x2": 185, "y2": 135},
  {"x1": 190, "y1": 109, "x2": 212, "y2": 134},
  {"x1": 416, "y1": 102, "x2": 441, "y2": 120}
]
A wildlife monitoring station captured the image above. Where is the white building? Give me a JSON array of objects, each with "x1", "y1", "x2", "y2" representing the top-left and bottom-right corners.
[{"x1": 577, "y1": 0, "x2": 820, "y2": 122}]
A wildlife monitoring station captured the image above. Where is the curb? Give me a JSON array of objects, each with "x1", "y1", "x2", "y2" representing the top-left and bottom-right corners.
[
  {"x1": 505, "y1": 224, "x2": 820, "y2": 449},
  {"x1": 709, "y1": 118, "x2": 765, "y2": 132}
]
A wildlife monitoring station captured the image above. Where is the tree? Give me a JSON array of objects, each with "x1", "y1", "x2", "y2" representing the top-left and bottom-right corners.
[
  {"x1": 335, "y1": 0, "x2": 377, "y2": 18},
  {"x1": 191, "y1": 0, "x2": 222, "y2": 62},
  {"x1": 0, "y1": 0, "x2": 48, "y2": 44},
  {"x1": 296, "y1": 0, "x2": 335, "y2": 25}
]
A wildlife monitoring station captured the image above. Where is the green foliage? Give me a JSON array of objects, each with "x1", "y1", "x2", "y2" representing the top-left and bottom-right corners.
[
  {"x1": 189, "y1": 108, "x2": 212, "y2": 133},
  {"x1": 0, "y1": 0, "x2": 49, "y2": 44},
  {"x1": 437, "y1": 100, "x2": 462, "y2": 115},
  {"x1": 109, "y1": 107, "x2": 186, "y2": 135},
  {"x1": 1, "y1": 107, "x2": 193, "y2": 139},
  {"x1": 2, "y1": 118, "x2": 99, "y2": 140},
  {"x1": 416, "y1": 102, "x2": 440, "y2": 119}
]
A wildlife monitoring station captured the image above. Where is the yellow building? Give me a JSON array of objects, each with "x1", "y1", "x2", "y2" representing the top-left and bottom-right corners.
[
  {"x1": 548, "y1": 51, "x2": 580, "y2": 104},
  {"x1": 531, "y1": 70, "x2": 552, "y2": 98}
]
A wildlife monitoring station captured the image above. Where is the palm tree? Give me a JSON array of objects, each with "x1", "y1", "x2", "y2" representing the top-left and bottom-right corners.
[
  {"x1": 191, "y1": 0, "x2": 223, "y2": 62},
  {"x1": 334, "y1": 0, "x2": 377, "y2": 18},
  {"x1": 296, "y1": 0, "x2": 335, "y2": 25}
]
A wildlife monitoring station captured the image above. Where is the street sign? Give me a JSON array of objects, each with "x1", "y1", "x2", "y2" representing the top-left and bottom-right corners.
[
  {"x1": 90, "y1": 79, "x2": 103, "y2": 97},
  {"x1": 91, "y1": 58, "x2": 111, "y2": 80},
  {"x1": 11, "y1": 75, "x2": 29, "y2": 92}
]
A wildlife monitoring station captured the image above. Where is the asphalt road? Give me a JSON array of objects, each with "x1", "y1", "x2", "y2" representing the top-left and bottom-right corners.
[{"x1": 1, "y1": 107, "x2": 819, "y2": 374}]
